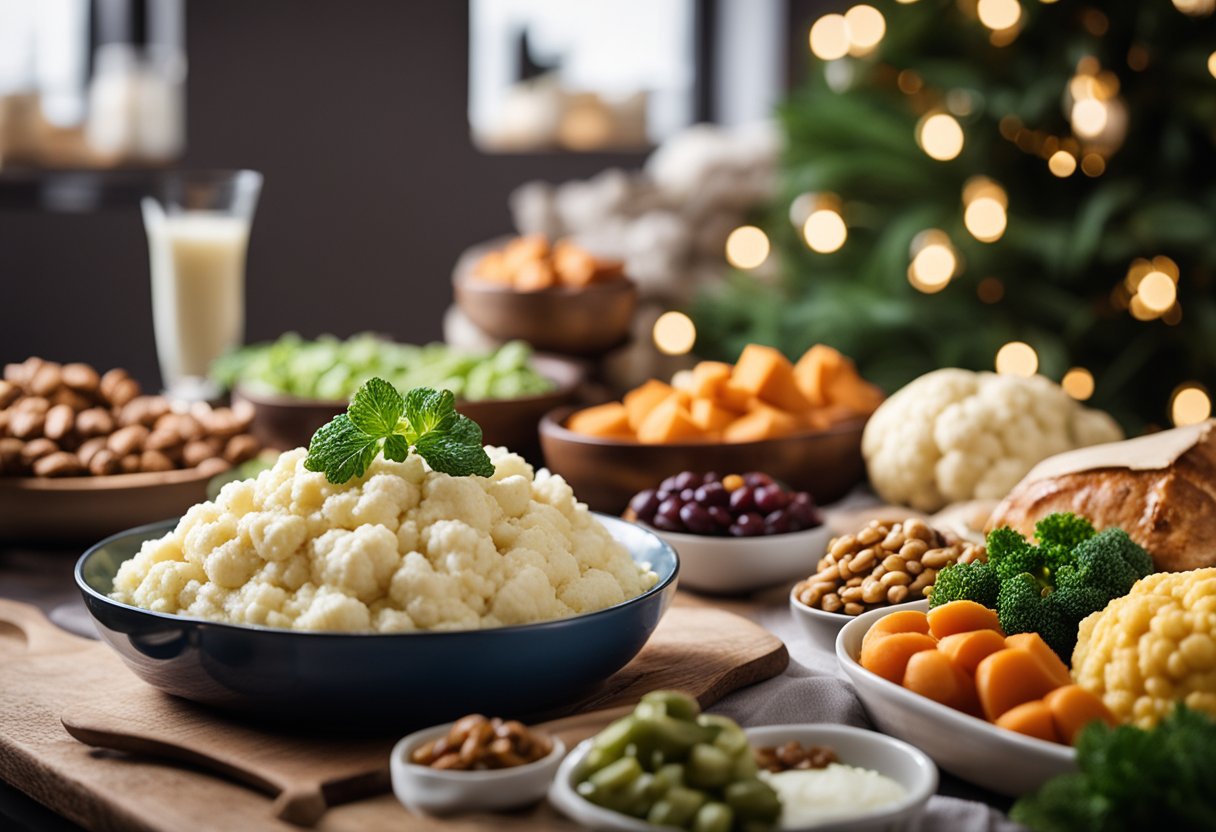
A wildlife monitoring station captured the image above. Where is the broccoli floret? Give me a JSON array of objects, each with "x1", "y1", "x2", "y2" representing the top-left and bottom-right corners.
[
  {"x1": 1050, "y1": 580, "x2": 1110, "y2": 623},
  {"x1": 1034, "y1": 512, "x2": 1096, "y2": 552},
  {"x1": 997, "y1": 573, "x2": 1075, "y2": 660},
  {"x1": 987, "y1": 526, "x2": 1053, "y2": 586},
  {"x1": 929, "y1": 560, "x2": 1000, "y2": 609},
  {"x1": 1057, "y1": 528, "x2": 1153, "y2": 603}
]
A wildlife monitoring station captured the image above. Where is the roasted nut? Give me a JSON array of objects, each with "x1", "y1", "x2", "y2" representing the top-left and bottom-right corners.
[
  {"x1": 888, "y1": 585, "x2": 910, "y2": 604},
  {"x1": 107, "y1": 378, "x2": 141, "y2": 408},
  {"x1": 410, "y1": 714, "x2": 552, "y2": 771},
  {"x1": 9, "y1": 409, "x2": 45, "y2": 440},
  {"x1": 99, "y1": 368, "x2": 130, "y2": 399},
  {"x1": 43, "y1": 404, "x2": 75, "y2": 441},
  {"x1": 820, "y1": 592, "x2": 843, "y2": 613},
  {"x1": 29, "y1": 362, "x2": 63, "y2": 397},
  {"x1": 146, "y1": 428, "x2": 183, "y2": 452},
  {"x1": 140, "y1": 449, "x2": 175, "y2": 472},
  {"x1": 107, "y1": 424, "x2": 149, "y2": 457},
  {"x1": 49, "y1": 386, "x2": 93, "y2": 411},
  {"x1": 223, "y1": 434, "x2": 260, "y2": 465},
  {"x1": 856, "y1": 524, "x2": 884, "y2": 546},
  {"x1": 922, "y1": 548, "x2": 958, "y2": 569},
  {"x1": 0, "y1": 437, "x2": 26, "y2": 473},
  {"x1": 34, "y1": 451, "x2": 84, "y2": 477},
  {"x1": 77, "y1": 437, "x2": 109, "y2": 467},
  {"x1": 194, "y1": 457, "x2": 231, "y2": 478},
  {"x1": 0, "y1": 380, "x2": 18, "y2": 409},
  {"x1": 119, "y1": 453, "x2": 142, "y2": 474},
  {"x1": 182, "y1": 439, "x2": 217, "y2": 468},
  {"x1": 3, "y1": 363, "x2": 27, "y2": 385},
  {"x1": 88, "y1": 449, "x2": 121, "y2": 476},
  {"x1": 21, "y1": 438, "x2": 59, "y2": 466},
  {"x1": 848, "y1": 548, "x2": 877, "y2": 574},
  {"x1": 75, "y1": 407, "x2": 115, "y2": 438},
  {"x1": 61, "y1": 362, "x2": 100, "y2": 394},
  {"x1": 843, "y1": 601, "x2": 866, "y2": 616}
]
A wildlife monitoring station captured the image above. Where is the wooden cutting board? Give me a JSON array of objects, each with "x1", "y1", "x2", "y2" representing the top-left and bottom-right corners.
[{"x1": 0, "y1": 596, "x2": 787, "y2": 832}]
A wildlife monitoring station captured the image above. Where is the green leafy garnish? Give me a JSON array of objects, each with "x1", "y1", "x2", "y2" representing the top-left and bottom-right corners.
[{"x1": 304, "y1": 379, "x2": 494, "y2": 483}]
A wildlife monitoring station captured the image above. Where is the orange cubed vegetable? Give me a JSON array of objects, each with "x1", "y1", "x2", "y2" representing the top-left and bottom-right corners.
[
  {"x1": 636, "y1": 398, "x2": 702, "y2": 444},
  {"x1": 689, "y1": 361, "x2": 733, "y2": 399},
  {"x1": 552, "y1": 240, "x2": 598, "y2": 287},
  {"x1": 859, "y1": 632, "x2": 939, "y2": 686},
  {"x1": 721, "y1": 404, "x2": 802, "y2": 443},
  {"x1": 861, "y1": 610, "x2": 931, "y2": 653},
  {"x1": 937, "y1": 629, "x2": 1008, "y2": 676},
  {"x1": 793, "y1": 345, "x2": 846, "y2": 407},
  {"x1": 689, "y1": 398, "x2": 737, "y2": 434},
  {"x1": 995, "y1": 700, "x2": 1063, "y2": 744},
  {"x1": 927, "y1": 600, "x2": 1004, "y2": 640},
  {"x1": 1043, "y1": 685, "x2": 1118, "y2": 745},
  {"x1": 514, "y1": 260, "x2": 556, "y2": 291},
  {"x1": 803, "y1": 405, "x2": 859, "y2": 431},
  {"x1": 903, "y1": 648, "x2": 982, "y2": 716},
  {"x1": 1004, "y1": 633, "x2": 1072, "y2": 689},
  {"x1": 975, "y1": 648, "x2": 1064, "y2": 721},
  {"x1": 825, "y1": 373, "x2": 885, "y2": 415},
  {"x1": 566, "y1": 403, "x2": 632, "y2": 439},
  {"x1": 624, "y1": 380, "x2": 676, "y2": 431},
  {"x1": 715, "y1": 381, "x2": 755, "y2": 413},
  {"x1": 731, "y1": 345, "x2": 811, "y2": 413}
]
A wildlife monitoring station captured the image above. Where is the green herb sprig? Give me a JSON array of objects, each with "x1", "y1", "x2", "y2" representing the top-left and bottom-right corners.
[{"x1": 304, "y1": 378, "x2": 494, "y2": 483}]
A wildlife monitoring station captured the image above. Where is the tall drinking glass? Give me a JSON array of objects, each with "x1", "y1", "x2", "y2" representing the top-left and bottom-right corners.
[{"x1": 142, "y1": 170, "x2": 262, "y2": 401}]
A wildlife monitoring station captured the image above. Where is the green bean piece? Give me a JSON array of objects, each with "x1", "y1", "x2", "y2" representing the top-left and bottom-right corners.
[
  {"x1": 645, "y1": 714, "x2": 715, "y2": 755},
  {"x1": 593, "y1": 716, "x2": 638, "y2": 757},
  {"x1": 652, "y1": 786, "x2": 708, "y2": 828},
  {"x1": 655, "y1": 763, "x2": 686, "y2": 791},
  {"x1": 589, "y1": 756, "x2": 642, "y2": 792},
  {"x1": 687, "y1": 744, "x2": 735, "y2": 789},
  {"x1": 619, "y1": 772, "x2": 660, "y2": 817},
  {"x1": 583, "y1": 745, "x2": 620, "y2": 774},
  {"x1": 732, "y1": 748, "x2": 759, "y2": 780},
  {"x1": 641, "y1": 690, "x2": 701, "y2": 722},
  {"x1": 692, "y1": 801, "x2": 734, "y2": 832},
  {"x1": 724, "y1": 779, "x2": 782, "y2": 822}
]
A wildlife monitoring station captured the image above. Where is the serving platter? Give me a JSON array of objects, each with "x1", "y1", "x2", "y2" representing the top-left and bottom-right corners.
[{"x1": 0, "y1": 596, "x2": 787, "y2": 831}]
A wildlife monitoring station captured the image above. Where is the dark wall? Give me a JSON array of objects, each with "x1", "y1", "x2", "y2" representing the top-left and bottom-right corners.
[{"x1": 0, "y1": 1, "x2": 646, "y2": 389}]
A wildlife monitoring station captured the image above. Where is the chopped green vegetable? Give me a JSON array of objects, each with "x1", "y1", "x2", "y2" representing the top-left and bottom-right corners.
[
  {"x1": 304, "y1": 379, "x2": 493, "y2": 483},
  {"x1": 1011, "y1": 705, "x2": 1216, "y2": 832},
  {"x1": 928, "y1": 560, "x2": 1000, "y2": 609}
]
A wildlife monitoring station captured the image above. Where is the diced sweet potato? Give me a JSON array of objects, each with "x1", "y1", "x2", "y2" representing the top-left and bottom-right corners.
[
  {"x1": 996, "y1": 700, "x2": 1063, "y2": 744},
  {"x1": 937, "y1": 629, "x2": 1008, "y2": 675},
  {"x1": 1042, "y1": 685, "x2": 1118, "y2": 745},
  {"x1": 722, "y1": 404, "x2": 802, "y2": 443},
  {"x1": 514, "y1": 260, "x2": 556, "y2": 291},
  {"x1": 624, "y1": 380, "x2": 675, "y2": 431},
  {"x1": 975, "y1": 648, "x2": 1065, "y2": 721},
  {"x1": 860, "y1": 632, "x2": 939, "y2": 685},
  {"x1": 689, "y1": 362, "x2": 733, "y2": 399},
  {"x1": 861, "y1": 610, "x2": 931, "y2": 653},
  {"x1": 903, "y1": 648, "x2": 981, "y2": 715},
  {"x1": 731, "y1": 345, "x2": 811, "y2": 413},
  {"x1": 636, "y1": 398, "x2": 703, "y2": 444},
  {"x1": 715, "y1": 381, "x2": 755, "y2": 413},
  {"x1": 567, "y1": 403, "x2": 632, "y2": 439},
  {"x1": 804, "y1": 405, "x2": 859, "y2": 431},
  {"x1": 1004, "y1": 633, "x2": 1072, "y2": 689},
  {"x1": 927, "y1": 600, "x2": 1004, "y2": 640},
  {"x1": 826, "y1": 373, "x2": 885, "y2": 415},
  {"x1": 689, "y1": 398, "x2": 736, "y2": 434},
  {"x1": 793, "y1": 345, "x2": 845, "y2": 407}
]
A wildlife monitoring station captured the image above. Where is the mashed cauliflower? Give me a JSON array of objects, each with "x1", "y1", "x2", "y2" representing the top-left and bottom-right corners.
[{"x1": 110, "y1": 447, "x2": 658, "y2": 632}]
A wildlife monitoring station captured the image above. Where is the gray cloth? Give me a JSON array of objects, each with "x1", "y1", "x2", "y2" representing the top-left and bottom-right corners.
[{"x1": 709, "y1": 600, "x2": 1027, "y2": 832}]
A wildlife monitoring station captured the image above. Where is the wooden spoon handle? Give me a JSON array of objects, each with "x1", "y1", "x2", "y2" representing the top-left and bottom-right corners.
[{"x1": 0, "y1": 599, "x2": 92, "y2": 658}]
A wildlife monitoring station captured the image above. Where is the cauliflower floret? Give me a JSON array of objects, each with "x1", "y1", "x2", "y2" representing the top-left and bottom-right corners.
[
  {"x1": 243, "y1": 513, "x2": 308, "y2": 563},
  {"x1": 863, "y1": 368, "x2": 1122, "y2": 511},
  {"x1": 311, "y1": 526, "x2": 400, "y2": 603},
  {"x1": 1072, "y1": 568, "x2": 1216, "y2": 728},
  {"x1": 294, "y1": 589, "x2": 372, "y2": 631}
]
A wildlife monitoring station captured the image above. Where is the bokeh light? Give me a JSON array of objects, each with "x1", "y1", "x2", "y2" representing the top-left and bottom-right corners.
[
  {"x1": 908, "y1": 230, "x2": 958, "y2": 292},
  {"x1": 917, "y1": 113, "x2": 965, "y2": 161},
  {"x1": 977, "y1": 0, "x2": 1022, "y2": 30},
  {"x1": 995, "y1": 341, "x2": 1038, "y2": 377},
  {"x1": 725, "y1": 226, "x2": 770, "y2": 270},
  {"x1": 1061, "y1": 367, "x2": 1095, "y2": 401},
  {"x1": 1171, "y1": 385, "x2": 1212, "y2": 427},
  {"x1": 964, "y1": 198, "x2": 1007, "y2": 243},
  {"x1": 1138, "y1": 271, "x2": 1177, "y2": 313},
  {"x1": 845, "y1": 5, "x2": 886, "y2": 56},
  {"x1": 1048, "y1": 150, "x2": 1077, "y2": 177},
  {"x1": 803, "y1": 209, "x2": 848, "y2": 253},
  {"x1": 809, "y1": 14, "x2": 850, "y2": 61},
  {"x1": 1071, "y1": 98, "x2": 1108, "y2": 138},
  {"x1": 1208, "y1": 51, "x2": 1216, "y2": 78},
  {"x1": 652, "y1": 311, "x2": 697, "y2": 356},
  {"x1": 1172, "y1": 0, "x2": 1215, "y2": 17}
]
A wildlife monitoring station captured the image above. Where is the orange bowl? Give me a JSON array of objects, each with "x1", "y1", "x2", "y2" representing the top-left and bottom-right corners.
[{"x1": 539, "y1": 407, "x2": 867, "y2": 514}]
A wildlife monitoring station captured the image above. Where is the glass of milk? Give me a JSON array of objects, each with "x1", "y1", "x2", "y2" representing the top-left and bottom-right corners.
[{"x1": 142, "y1": 170, "x2": 262, "y2": 401}]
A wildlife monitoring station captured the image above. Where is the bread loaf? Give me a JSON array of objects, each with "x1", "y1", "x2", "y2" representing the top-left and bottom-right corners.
[{"x1": 988, "y1": 421, "x2": 1216, "y2": 572}]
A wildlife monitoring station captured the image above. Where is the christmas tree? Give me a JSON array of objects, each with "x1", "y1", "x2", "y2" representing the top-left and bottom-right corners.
[{"x1": 692, "y1": 0, "x2": 1216, "y2": 431}]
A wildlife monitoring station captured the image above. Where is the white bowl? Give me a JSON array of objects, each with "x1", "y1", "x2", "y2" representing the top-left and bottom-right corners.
[
  {"x1": 835, "y1": 600, "x2": 1077, "y2": 796},
  {"x1": 645, "y1": 523, "x2": 832, "y2": 594},
  {"x1": 790, "y1": 590, "x2": 922, "y2": 654},
  {"x1": 391, "y1": 721, "x2": 566, "y2": 815},
  {"x1": 549, "y1": 723, "x2": 936, "y2": 831}
]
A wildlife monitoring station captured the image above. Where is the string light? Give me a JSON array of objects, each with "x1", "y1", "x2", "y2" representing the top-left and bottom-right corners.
[
  {"x1": 803, "y1": 209, "x2": 848, "y2": 253},
  {"x1": 917, "y1": 113, "x2": 965, "y2": 161},
  {"x1": 962, "y1": 177, "x2": 1008, "y2": 243},
  {"x1": 1208, "y1": 51, "x2": 1216, "y2": 78},
  {"x1": 725, "y1": 226, "x2": 770, "y2": 269},
  {"x1": 1138, "y1": 271, "x2": 1177, "y2": 313},
  {"x1": 995, "y1": 341, "x2": 1038, "y2": 376},
  {"x1": 652, "y1": 311, "x2": 697, "y2": 355},
  {"x1": 845, "y1": 5, "x2": 886, "y2": 56},
  {"x1": 1172, "y1": 0, "x2": 1215, "y2": 17},
  {"x1": 1124, "y1": 257, "x2": 1180, "y2": 320},
  {"x1": 977, "y1": 0, "x2": 1022, "y2": 31},
  {"x1": 908, "y1": 230, "x2": 958, "y2": 292},
  {"x1": 1071, "y1": 98, "x2": 1108, "y2": 138},
  {"x1": 1048, "y1": 150, "x2": 1077, "y2": 177},
  {"x1": 809, "y1": 14, "x2": 850, "y2": 60},
  {"x1": 1062, "y1": 368, "x2": 1095, "y2": 400},
  {"x1": 1171, "y1": 385, "x2": 1212, "y2": 427}
]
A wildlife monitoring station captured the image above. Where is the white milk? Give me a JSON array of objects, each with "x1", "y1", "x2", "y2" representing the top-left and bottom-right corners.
[{"x1": 146, "y1": 211, "x2": 249, "y2": 397}]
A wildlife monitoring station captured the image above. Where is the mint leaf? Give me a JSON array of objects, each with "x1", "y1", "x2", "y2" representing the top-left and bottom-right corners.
[
  {"x1": 382, "y1": 433, "x2": 409, "y2": 462},
  {"x1": 413, "y1": 412, "x2": 494, "y2": 478},
  {"x1": 347, "y1": 376, "x2": 404, "y2": 438},
  {"x1": 304, "y1": 414, "x2": 379, "y2": 483},
  {"x1": 403, "y1": 387, "x2": 458, "y2": 441}
]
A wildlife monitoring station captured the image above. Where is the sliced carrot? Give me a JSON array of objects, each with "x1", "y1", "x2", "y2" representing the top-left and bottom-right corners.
[
  {"x1": 926, "y1": 600, "x2": 1004, "y2": 640},
  {"x1": 1004, "y1": 632, "x2": 1072, "y2": 689},
  {"x1": 623, "y1": 380, "x2": 675, "y2": 431},
  {"x1": 975, "y1": 648, "x2": 1064, "y2": 721},
  {"x1": 859, "y1": 632, "x2": 939, "y2": 686},
  {"x1": 903, "y1": 648, "x2": 982, "y2": 716},
  {"x1": 995, "y1": 700, "x2": 1063, "y2": 744},
  {"x1": 861, "y1": 610, "x2": 931, "y2": 654},
  {"x1": 937, "y1": 629, "x2": 1008, "y2": 676},
  {"x1": 1043, "y1": 685, "x2": 1118, "y2": 745}
]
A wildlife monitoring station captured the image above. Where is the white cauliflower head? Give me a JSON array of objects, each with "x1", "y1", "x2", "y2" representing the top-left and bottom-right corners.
[{"x1": 862, "y1": 369, "x2": 1123, "y2": 511}]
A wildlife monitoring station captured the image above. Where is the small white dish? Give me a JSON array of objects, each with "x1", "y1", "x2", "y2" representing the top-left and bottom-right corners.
[
  {"x1": 836, "y1": 601, "x2": 1077, "y2": 796},
  {"x1": 790, "y1": 589, "x2": 921, "y2": 654},
  {"x1": 549, "y1": 723, "x2": 936, "y2": 831},
  {"x1": 646, "y1": 523, "x2": 832, "y2": 594},
  {"x1": 391, "y1": 721, "x2": 566, "y2": 815}
]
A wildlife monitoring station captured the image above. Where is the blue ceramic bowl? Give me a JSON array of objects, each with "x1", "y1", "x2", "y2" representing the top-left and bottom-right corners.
[{"x1": 76, "y1": 514, "x2": 677, "y2": 729}]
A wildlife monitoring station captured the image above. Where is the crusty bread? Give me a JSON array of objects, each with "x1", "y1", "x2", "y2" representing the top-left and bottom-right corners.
[{"x1": 988, "y1": 421, "x2": 1216, "y2": 572}]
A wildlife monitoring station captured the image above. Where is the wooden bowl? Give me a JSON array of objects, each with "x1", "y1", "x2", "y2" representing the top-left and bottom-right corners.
[
  {"x1": 234, "y1": 354, "x2": 586, "y2": 452},
  {"x1": 453, "y1": 274, "x2": 637, "y2": 356},
  {"x1": 0, "y1": 467, "x2": 213, "y2": 543},
  {"x1": 539, "y1": 407, "x2": 867, "y2": 514}
]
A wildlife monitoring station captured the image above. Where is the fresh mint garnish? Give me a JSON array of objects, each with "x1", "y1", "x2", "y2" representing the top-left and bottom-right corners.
[{"x1": 304, "y1": 380, "x2": 494, "y2": 483}]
